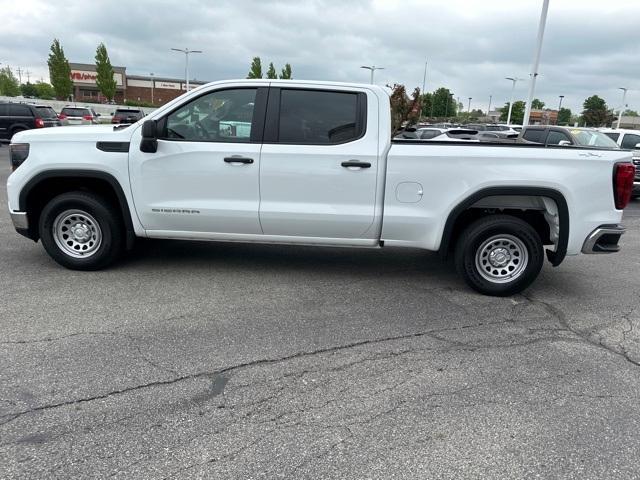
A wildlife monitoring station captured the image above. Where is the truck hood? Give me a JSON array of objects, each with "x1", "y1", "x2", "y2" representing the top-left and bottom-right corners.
[{"x1": 11, "y1": 124, "x2": 136, "y2": 143}]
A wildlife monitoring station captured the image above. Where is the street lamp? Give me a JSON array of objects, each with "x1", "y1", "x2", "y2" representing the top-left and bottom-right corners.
[
  {"x1": 468, "y1": 97, "x2": 472, "y2": 118},
  {"x1": 522, "y1": 0, "x2": 550, "y2": 126},
  {"x1": 488, "y1": 95, "x2": 492, "y2": 118},
  {"x1": 558, "y1": 95, "x2": 564, "y2": 110},
  {"x1": 505, "y1": 77, "x2": 524, "y2": 125},
  {"x1": 616, "y1": 87, "x2": 628, "y2": 129},
  {"x1": 150, "y1": 72, "x2": 154, "y2": 105},
  {"x1": 171, "y1": 47, "x2": 203, "y2": 91},
  {"x1": 360, "y1": 65, "x2": 384, "y2": 84},
  {"x1": 421, "y1": 60, "x2": 427, "y2": 94}
]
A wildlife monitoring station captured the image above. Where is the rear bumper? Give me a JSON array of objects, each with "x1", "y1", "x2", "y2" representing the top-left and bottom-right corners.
[{"x1": 581, "y1": 225, "x2": 625, "y2": 254}]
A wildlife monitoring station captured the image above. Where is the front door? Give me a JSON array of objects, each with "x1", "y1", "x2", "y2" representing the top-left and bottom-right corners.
[
  {"x1": 259, "y1": 87, "x2": 380, "y2": 239},
  {"x1": 129, "y1": 86, "x2": 267, "y2": 235}
]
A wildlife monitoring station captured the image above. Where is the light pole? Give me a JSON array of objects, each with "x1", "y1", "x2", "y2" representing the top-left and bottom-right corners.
[
  {"x1": 522, "y1": 0, "x2": 550, "y2": 126},
  {"x1": 360, "y1": 65, "x2": 384, "y2": 84},
  {"x1": 171, "y1": 47, "x2": 203, "y2": 91},
  {"x1": 488, "y1": 95, "x2": 492, "y2": 118},
  {"x1": 505, "y1": 77, "x2": 524, "y2": 125},
  {"x1": 150, "y1": 72, "x2": 154, "y2": 105},
  {"x1": 421, "y1": 60, "x2": 427, "y2": 94},
  {"x1": 468, "y1": 97, "x2": 472, "y2": 120},
  {"x1": 558, "y1": 95, "x2": 564, "y2": 110},
  {"x1": 616, "y1": 87, "x2": 628, "y2": 129}
]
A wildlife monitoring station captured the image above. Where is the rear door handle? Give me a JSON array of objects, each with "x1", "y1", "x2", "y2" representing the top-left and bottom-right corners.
[
  {"x1": 341, "y1": 160, "x2": 371, "y2": 168},
  {"x1": 224, "y1": 156, "x2": 254, "y2": 164}
]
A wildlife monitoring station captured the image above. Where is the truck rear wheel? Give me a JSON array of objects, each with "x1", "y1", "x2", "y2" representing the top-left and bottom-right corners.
[
  {"x1": 39, "y1": 191, "x2": 124, "y2": 270},
  {"x1": 455, "y1": 215, "x2": 543, "y2": 296}
]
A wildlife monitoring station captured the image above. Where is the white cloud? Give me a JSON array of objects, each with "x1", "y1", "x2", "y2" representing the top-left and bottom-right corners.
[{"x1": 0, "y1": 0, "x2": 638, "y2": 113}]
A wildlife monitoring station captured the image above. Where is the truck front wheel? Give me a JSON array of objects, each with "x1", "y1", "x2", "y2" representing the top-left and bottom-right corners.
[
  {"x1": 39, "y1": 191, "x2": 124, "y2": 270},
  {"x1": 455, "y1": 215, "x2": 544, "y2": 296}
]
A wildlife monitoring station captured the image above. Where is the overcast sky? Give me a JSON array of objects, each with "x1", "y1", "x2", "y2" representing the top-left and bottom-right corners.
[{"x1": 1, "y1": 0, "x2": 638, "y2": 113}]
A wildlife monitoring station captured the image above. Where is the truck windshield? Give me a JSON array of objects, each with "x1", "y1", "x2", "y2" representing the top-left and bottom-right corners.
[{"x1": 571, "y1": 130, "x2": 619, "y2": 148}]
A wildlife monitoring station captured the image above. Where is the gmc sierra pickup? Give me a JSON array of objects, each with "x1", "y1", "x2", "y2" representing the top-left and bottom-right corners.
[{"x1": 6, "y1": 80, "x2": 636, "y2": 295}]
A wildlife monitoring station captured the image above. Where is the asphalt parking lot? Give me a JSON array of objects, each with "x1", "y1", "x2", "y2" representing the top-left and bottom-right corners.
[{"x1": 1, "y1": 145, "x2": 639, "y2": 479}]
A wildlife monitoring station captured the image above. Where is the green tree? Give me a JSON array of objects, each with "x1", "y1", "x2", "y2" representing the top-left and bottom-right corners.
[
  {"x1": 557, "y1": 107, "x2": 572, "y2": 125},
  {"x1": 623, "y1": 109, "x2": 639, "y2": 117},
  {"x1": 531, "y1": 98, "x2": 545, "y2": 109},
  {"x1": 47, "y1": 38, "x2": 72, "y2": 100},
  {"x1": 581, "y1": 95, "x2": 609, "y2": 127},
  {"x1": 499, "y1": 100, "x2": 526, "y2": 124},
  {"x1": 20, "y1": 82, "x2": 37, "y2": 97},
  {"x1": 33, "y1": 81, "x2": 56, "y2": 99},
  {"x1": 0, "y1": 66, "x2": 20, "y2": 96},
  {"x1": 247, "y1": 57, "x2": 263, "y2": 79},
  {"x1": 430, "y1": 87, "x2": 456, "y2": 117},
  {"x1": 420, "y1": 92, "x2": 433, "y2": 118},
  {"x1": 280, "y1": 63, "x2": 292, "y2": 79},
  {"x1": 266, "y1": 62, "x2": 278, "y2": 79},
  {"x1": 94, "y1": 43, "x2": 117, "y2": 101}
]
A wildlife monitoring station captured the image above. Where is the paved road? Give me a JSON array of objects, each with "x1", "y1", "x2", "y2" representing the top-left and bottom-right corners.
[{"x1": 1, "y1": 146, "x2": 639, "y2": 479}]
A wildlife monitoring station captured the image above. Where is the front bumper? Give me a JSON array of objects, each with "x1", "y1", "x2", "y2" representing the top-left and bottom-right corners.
[
  {"x1": 582, "y1": 225, "x2": 625, "y2": 254},
  {"x1": 9, "y1": 211, "x2": 32, "y2": 239}
]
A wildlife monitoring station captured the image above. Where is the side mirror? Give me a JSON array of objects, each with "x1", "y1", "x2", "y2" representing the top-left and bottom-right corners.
[
  {"x1": 140, "y1": 119, "x2": 159, "y2": 153},
  {"x1": 558, "y1": 140, "x2": 571, "y2": 146}
]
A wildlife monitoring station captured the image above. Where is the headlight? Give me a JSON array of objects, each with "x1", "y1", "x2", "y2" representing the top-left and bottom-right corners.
[{"x1": 9, "y1": 143, "x2": 29, "y2": 171}]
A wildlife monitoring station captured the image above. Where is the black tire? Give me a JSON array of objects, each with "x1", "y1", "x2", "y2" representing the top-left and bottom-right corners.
[
  {"x1": 38, "y1": 191, "x2": 124, "y2": 270},
  {"x1": 454, "y1": 215, "x2": 544, "y2": 296}
]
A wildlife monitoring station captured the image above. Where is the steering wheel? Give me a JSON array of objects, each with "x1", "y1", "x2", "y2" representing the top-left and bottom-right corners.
[{"x1": 193, "y1": 120, "x2": 210, "y2": 140}]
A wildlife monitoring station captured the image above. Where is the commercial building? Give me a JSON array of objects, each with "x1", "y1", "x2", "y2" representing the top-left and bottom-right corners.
[{"x1": 69, "y1": 63, "x2": 207, "y2": 106}]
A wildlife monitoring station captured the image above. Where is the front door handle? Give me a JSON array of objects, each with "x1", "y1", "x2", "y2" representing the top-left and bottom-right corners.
[
  {"x1": 341, "y1": 160, "x2": 371, "y2": 168},
  {"x1": 224, "y1": 156, "x2": 254, "y2": 164}
]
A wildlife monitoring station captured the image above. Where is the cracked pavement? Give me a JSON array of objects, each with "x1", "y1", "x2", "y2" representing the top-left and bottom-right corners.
[{"x1": 1, "y1": 149, "x2": 640, "y2": 479}]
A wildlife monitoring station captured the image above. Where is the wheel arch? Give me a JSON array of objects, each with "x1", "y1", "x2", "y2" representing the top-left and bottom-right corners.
[
  {"x1": 19, "y1": 169, "x2": 136, "y2": 249},
  {"x1": 439, "y1": 186, "x2": 569, "y2": 266}
]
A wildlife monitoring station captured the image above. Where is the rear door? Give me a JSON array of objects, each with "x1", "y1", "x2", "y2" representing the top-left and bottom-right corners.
[{"x1": 259, "y1": 86, "x2": 379, "y2": 239}]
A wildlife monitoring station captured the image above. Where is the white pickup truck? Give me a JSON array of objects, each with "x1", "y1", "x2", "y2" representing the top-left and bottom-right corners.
[{"x1": 6, "y1": 80, "x2": 636, "y2": 295}]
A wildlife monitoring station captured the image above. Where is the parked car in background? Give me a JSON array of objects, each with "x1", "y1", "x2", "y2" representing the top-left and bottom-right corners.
[
  {"x1": 518, "y1": 126, "x2": 620, "y2": 148},
  {"x1": 600, "y1": 129, "x2": 640, "y2": 198},
  {"x1": 111, "y1": 108, "x2": 145, "y2": 125},
  {"x1": 0, "y1": 102, "x2": 61, "y2": 141},
  {"x1": 394, "y1": 127, "x2": 478, "y2": 141},
  {"x1": 59, "y1": 106, "x2": 100, "y2": 125}
]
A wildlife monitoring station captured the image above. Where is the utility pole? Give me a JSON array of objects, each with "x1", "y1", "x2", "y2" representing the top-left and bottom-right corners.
[
  {"x1": 505, "y1": 77, "x2": 524, "y2": 125},
  {"x1": 171, "y1": 47, "x2": 203, "y2": 91},
  {"x1": 421, "y1": 60, "x2": 427, "y2": 94},
  {"x1": 150, "y1": 73, "x2": 154, "y2": 105},
  {"x1": 616, "y1": 87, "x2": 628, "y2": 129},
  {"x1": 360, "y1": 65, "x2": 384, "y2": 84},
  {"x1": 523, "y1": 0, "x2": 550, "y2": 126},
  {"x1": 16, "y1": 67, "x2": 22, "y2": 84},
  {"x1": 25, "y1": 70, "x2": 31, "y2": 83}
]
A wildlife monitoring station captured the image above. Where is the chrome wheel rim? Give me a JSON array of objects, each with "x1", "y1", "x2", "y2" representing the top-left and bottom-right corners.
[
  {"x1": 475, "y1": 234, "x2": 528, "y2": 284},
  {"x1": 52, "y1": 209, "x2": 102, "y2": 258}
]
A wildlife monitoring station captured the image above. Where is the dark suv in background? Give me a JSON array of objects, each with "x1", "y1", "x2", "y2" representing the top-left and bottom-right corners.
[
  {"x1": 0, "y1": 102, "x2": 61, "y2": 141},
  {"x1": 111, "y1": 108, "x2": 145, "y2": 125}
]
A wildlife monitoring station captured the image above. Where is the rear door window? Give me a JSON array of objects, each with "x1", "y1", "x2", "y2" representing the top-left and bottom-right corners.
[
  {"x1": 621, "y1": 133, "x2": 640, "y2": 149},
  {"x1": 522, "y1": 129, "x2": 546, "y2": 143},
  {"x1": 8, "y1": 104, "x2": 33, "y2": 116},
  {"x1": 277, "y1": 89, "x2": 364, "y2": 144}
]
